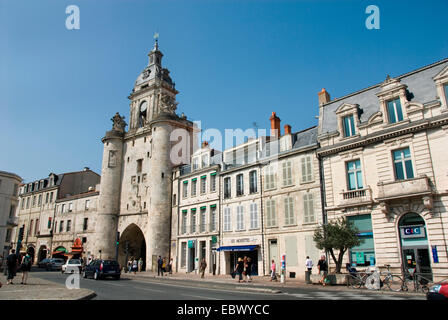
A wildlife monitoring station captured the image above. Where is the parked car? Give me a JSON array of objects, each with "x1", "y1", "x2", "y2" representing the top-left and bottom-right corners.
[
  {"x1": 427, "y1": 280, "x2": 448, "y2": 300},
  {"x1": 62, "y1": 258, "x2": 82, "y2": 274},
  {"x1": 82, "y1": 259, "x2": 121, "y2": 280},
  {"x1": 38, "y1": 258, "x2": 51, "y2": 268},
  {"x1": 46, "y1": 258, "x2": 65, "y2": 271}
]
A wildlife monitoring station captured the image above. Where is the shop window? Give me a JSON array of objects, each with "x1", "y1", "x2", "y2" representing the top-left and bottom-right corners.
[{"x1": 347, "y1": 214, "x2": 375, "y2": 267}]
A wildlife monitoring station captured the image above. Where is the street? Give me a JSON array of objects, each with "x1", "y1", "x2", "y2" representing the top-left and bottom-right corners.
[{"x1": 29, "y1": 269, "x2": 424, "y2": 301}]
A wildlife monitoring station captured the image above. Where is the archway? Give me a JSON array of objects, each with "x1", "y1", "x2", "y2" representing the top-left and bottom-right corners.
[
  {"x1": 118, "y1": 224, "x2": 146, "y2": 271},
  {"x1": 37, "y1": 245, "x2": 48, "y2": 262},
  {"x1": 398, "y1": 213, "x2": 432, "y2": 280}
]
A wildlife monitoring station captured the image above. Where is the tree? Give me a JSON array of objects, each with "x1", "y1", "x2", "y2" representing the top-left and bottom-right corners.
[{"x1": 313, "y1": 217, "x2": 363, "y2": 274}]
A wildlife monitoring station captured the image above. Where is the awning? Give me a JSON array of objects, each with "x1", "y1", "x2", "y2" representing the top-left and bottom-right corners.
[{"x1": 217, "y1": 245, "x2": 258, "y2": 252}]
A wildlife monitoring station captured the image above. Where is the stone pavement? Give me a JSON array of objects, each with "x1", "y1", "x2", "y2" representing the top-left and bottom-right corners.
[
  {"x1": 120, "y1": 270, "x2": 426, "y2": 298},
  {"x1": 0, "y1": 273, "x2": 96, "y2": 300}
]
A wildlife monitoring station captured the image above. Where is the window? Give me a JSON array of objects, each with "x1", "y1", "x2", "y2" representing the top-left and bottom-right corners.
[
  {"x1": 284, "y1": 197, "x2": 295, "y2": 225},
  {"x1": 139, "y1": 101, "x2": 147, "y2": 128},
  {"x1": 200, "y1": 176, "x2": 207, "y2": 194},
  {"x1": 9, "y1": 205, "x2": 15, "y2": 218},
  {"x1": 210, "y1": 206, "x2": 217, "y2": 231},
  {"x1": 49, "y1": 192, "x2": 53, "y2": 203},
  {"x1": 266, "y1": 199, "x2": 277, "y2": 227},
  {"x1": 343, "y1": 114, "x2": 356, "y2": 137},
  {"x1": 192, "y1": 157, "x2": 199, "y2": 171},
  {"x1": 301, "y1": 156, "x2": 313, "y2": 183},
  {"x1": 250, "y1": 203, "x2": 259, "y2": 229},
  {"x1": 282, "y1": 160, "x2": 293, "y2": 186},
  {"x1": 236, "y1": 174, "x2": 244, "y2": 196},
  {"x1": 61, "y1": 204, "x2": 66, "y2": 213},
  {"x1": 201, "y1": 154, "x2": 208, "y2": 168},
  {"x1": 67, "y1": 220, "x2": 71, "y2": 232},
  {"x1": 265, "y1": 165, "x2": 276, "y2": 190},
  {"x1": 191, "y1": 179, "x2": 197, "y2": 196},
  {"x1": 200, "y1": 207, "x2": 206, "y2": 233},
  {"x1": 38, "y1": 194, "x2": 42, "y2": 206},
  {"x1": 21, "y1": 199, "x2": 25, "y2": 210},
  {"x1": 386, "y1": 98, "x2": 404, "y2": 124},
  {"x1": 346, "y1": 160, "x2": 364, "y2": 190},
  {"x1": 249, "y1": 170, "x2": 257, "y2": 193},
  {"x1": 59, "y1": 221, "x2": 64, "y2": 233},
  {"x1": 210, "y1": 173, "x2": 217, "y2": 192},
  {"x1": 181, "y1": 211, "x2": 187, "y2": 234},
  {"x1": 393, "y1": 148, "x2": 414, "y2": 180},
  {"x1": 190, "y1": 210, "x2": 196, "y2": 233},
  {"x1": 47, "y1": 217, "x2": 52, "y2": 229},
  {"x1": 5, "y1": 229, "x2": 12, "y2": 243},
  {"x1": 223, "y1": 207, "x2": 231, "y2": 231},
  {"x1": 68, "y1": 202, "x2": 73, "y2": 212},
  {"x1": 45, "y1": 193, "x2": 49, "y2": 204},
  {"x1": 32, "y1": 196, "x2": 36, "y2": 207},
  {"x1": 83, "y1": 218, "x2": 88, "y2": 231},
  {"x1": 347, "y1": 214, "x2": 375, "y2": 267},
  {"x1": 445, "y1": 84, "x2": 448, "y2": 105},
  {"x1": 303, "y1": 193, "x2": 315, "y2": 223},
  {"x1": 26, "y1": 197, "x2": 30, "y2": 209},
  {"x1": 85, "y1": 199, "x2": 90, "y2": 210},
  {"x1": 236, "y1": 206, "x2": 244, "y2": 230},
  {"x1": 35, "y1": 219, "x2": 39, "y2": 235},
  {"x1": 182, "y1": 181, "x2": 188, "y2": 198},
  {"x1": 224, "y1": 177, "x2": 231, "y2": 199},
  {"x1": 137, "y1": 159, "x2": 143, "y2": 173},
  {"x1": 181, "y1": 242, "x2": 187, "y2": 268},
  {"x1": 30, "y1": 220, "x2": 34, "y2": 236}
]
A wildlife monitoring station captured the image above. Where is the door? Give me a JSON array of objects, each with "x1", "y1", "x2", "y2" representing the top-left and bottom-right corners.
[
  {"x1": 268, "y1": 240, "x2": 279, "y2": 268},
  {"x1": 402, "y1": 247, "x2": 432, "y2": 280}
]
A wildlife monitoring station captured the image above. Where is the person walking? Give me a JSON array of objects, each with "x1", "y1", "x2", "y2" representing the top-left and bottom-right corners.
[
  {"x1": 20, "y1": 252, "x2": 32, "y2": 285},
  {"x1": 317, "y1": 255, "x2": 328, "y2": 286},
  {"x1": 169, "y1": 258, "x2": 173, "y2": 274},
  {"x1": 6, "y1": 249, "x2": 18, "y2": 285},
  {"x1": 234, "y1": 257, "x2": 244, "y2": 283},
  {"x1": 132, "y1": 258, "x2": 138, "y2": 275},
  {"x1": 127, "y1": 258, "x2": 133, "y2": 273},
  {"x1": 270, "y1": 259, "x2": 277, "y2": 281},
  {"x1": 245, "y1": 257, "x2": 253, "y2": 282},
  {"x1": 138, "y1": 257, "x2": 143, "y2": 272},
  {"x1": 199, "y1": 258, "x2": 207, "y2": 279},
  {"x1": 157, "y1": 256, "x2": 163, "y2": 276},
  {"x1": 305, "y1": 256, "x2": 313, "y2": 273}
]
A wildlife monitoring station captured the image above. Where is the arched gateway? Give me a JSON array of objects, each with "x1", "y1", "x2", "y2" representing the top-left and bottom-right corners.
[{"x1": 118, "y1": 224, "x2": 146, "y2": 271}]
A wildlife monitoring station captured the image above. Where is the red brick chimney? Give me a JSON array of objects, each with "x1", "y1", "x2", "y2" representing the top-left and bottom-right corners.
[
  {"x1": 284, "y1": 124, "x2": 291, "y2": 135},
  {"x1": 201, "y1": 141, "x2": 209, "y2": 148},
  {"x1": 270, "y1": 112, "x2": 281, "y2": 139},
  {"x1": 318, "y1": 88, "x2": 331, "y2": 105}
]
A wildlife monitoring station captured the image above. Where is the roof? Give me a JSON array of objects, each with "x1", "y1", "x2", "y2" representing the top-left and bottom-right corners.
[
  {"x1": 292, "y1": 126, "x2": 318, "y2": 150},
  {"x1": 320, "y1": 58, "x2": 448, "y2": 134}
]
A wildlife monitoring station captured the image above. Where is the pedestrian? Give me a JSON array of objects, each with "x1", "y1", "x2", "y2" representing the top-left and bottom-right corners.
[
  {"x1": 6, "y1": 249, "x2": 18, "y2": 285},
  {"x1": 242, "y1": 256, "x2": 248, "y2": 282},
  {"x1": 234, "y1": 257, "x2": 244, "y2": 283},
  {"x1": 246, "y1": 257, "x2": 253, "y2": 282},
  {"x1": 138, "y1": 257, "x2": 143, "y2": 272},
  {"x1": 128, "y1": 258, "x2": 133, "y2": 273},
  {"x1": 132, "y1": 258, "x2": 138, "y2": 275},
  {"x1": 169, "y1": 258, "x2": 173, "y2": 274},
  {"x1": 317, "y1": 255, "x2": 328, "y2": 286},
  {"x1": 305, "y1": 256, "x2": 313, "y2": 273},
  {"x1": 200, "y1": 258, "x2": 207, "y2": 279},
  {"x1": 270, "y1": 259, "x2": 277, "y2": 281},
  {"x1": 20, "y1": 252, "x2": 32, "y2": 285},
  {"x1": 162, "y1": 258, "x2": 167, "y2": 275},
  {"x1": 157, "y1": 256, "x2": 163, "y2": 276}
]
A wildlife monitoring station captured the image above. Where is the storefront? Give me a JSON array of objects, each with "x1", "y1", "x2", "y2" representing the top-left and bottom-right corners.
[
  {"x1": 217, "y1": 245, "x2": 259, "y2": 276},
  {"x1": 398, "y1": 213, "x2": 432, "y2": 279},
  {"x1": 347, "y1": 214, "x2": 376, "y2": 267}
]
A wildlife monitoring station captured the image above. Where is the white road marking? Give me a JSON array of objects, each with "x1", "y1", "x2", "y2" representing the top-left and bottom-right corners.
[{"x1": 133, "y1": 286, "x2": 165, "y2": 293}]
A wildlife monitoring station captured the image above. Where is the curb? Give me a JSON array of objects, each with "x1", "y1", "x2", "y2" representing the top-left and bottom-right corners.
[{"x1": 78, "y1": 291, "x2": 97, "y2": 300}]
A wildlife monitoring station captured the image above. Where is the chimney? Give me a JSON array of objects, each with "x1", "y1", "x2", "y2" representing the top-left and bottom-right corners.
[
  {"x1": 83, "y1": 167, "x2": 90, "y2": 171},
  {"x1": 318, "y1": 88, "x2": 331, "y2": 105},
  {"x1": 270, "y1": 112, "x2": 281, "y2": 139},
  {"x1": 201, "y1": 141, "x2": 209, "y2": 148},
  {"x1": 284, "y1": 124, "x2": 291, "y2": 135}
]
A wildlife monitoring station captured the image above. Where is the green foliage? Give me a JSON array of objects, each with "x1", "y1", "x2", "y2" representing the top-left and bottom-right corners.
[{"x1": 313, "y1": 217, "x2": 363, "y2": 273}]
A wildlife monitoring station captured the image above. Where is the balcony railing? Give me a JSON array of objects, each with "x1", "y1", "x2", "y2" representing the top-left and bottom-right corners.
[
  {"x1": 377, "y1": 175, "x2": 432, "y2": 201},
  {"x1": 339, "y1": 187, "x2": 373, "y2": 208}
]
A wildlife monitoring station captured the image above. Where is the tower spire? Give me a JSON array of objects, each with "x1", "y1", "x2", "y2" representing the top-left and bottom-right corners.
[{"x1": 153, "y1": 32, "x2": 159, "y2": 51}]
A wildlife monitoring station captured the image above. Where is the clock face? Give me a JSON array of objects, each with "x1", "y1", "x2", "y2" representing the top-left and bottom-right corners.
[
  {"x1": 140, "y1": 101, "x2": 147, "y2": 112},
  {"x1": 143, "y1": 68, "x2": 151, "y2": 79}
]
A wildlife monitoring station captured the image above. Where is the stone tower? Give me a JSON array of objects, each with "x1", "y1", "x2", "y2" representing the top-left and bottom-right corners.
[
  {"x1": 95, "y1": 37, "x2": 195, "y2": 269},
  {"x1": 95, "y1": 112, "x2": 126, "y2": 259}
]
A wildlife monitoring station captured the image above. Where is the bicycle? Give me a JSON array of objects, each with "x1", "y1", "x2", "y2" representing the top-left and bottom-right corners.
[
  {"x1": 402, "y1": 270, "x2": 432, "y2": 293},
  {"x1": 380, "y1": 265, "x2": 404, "y2": 292},
  {"x1": 346, "y1": 272, "x2": 368, "y2": 289}
]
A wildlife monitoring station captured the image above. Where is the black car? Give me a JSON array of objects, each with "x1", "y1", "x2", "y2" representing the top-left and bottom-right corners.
[
  {"x1": 82, "y1": 259, "x2": 121, "y2": 280},
  {"x1": 38, "y1": 258, "x2": 51, "y2": 268}
]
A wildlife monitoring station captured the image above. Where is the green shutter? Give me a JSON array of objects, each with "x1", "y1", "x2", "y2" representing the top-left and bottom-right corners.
[
  {"x1": 192, "y1": 178, "x2": 197, "y2": 182},
  {"x1": 210, "y1": 204, "x2": 217, "y2": 208},
  {"x1": 200, "y1": 206, "x2": 206, "y2": 210},
  {"x1": 210, "y1": 172, "x2": 217, "y2": 176},
  {"x1": 201, "y1": 175, "x2": 207, "y2": 179},
  {"x1": 182, "y1": 209, "x2": 187, "y2": 213},
  {"x1": 191, "y1": 208, "x2": 196, "y2": 211},
  {"x1": 183, "y1": 181, "x2": 188, "y2": 184}
]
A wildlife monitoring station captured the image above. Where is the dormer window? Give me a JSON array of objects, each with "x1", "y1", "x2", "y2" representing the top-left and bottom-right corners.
[
  {"x1": 343, "y1": 114, "x2": 356, "y2": 137},
  {"x1": 386, "y1": 98, "x2": 403, "y2": 124},
  {"x1": 444, "y1": 83, "x2": 448, "y2": 105},
  {"x1": 201, "y1": 154, "x2": 209, "y2": 168},
  {"x1": 192, "y1": 157, "x2": 199, "y2": 171}
]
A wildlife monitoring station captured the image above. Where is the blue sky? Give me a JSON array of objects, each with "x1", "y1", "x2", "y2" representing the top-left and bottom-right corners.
[{"x1": 1, "y1": 0, "x2": 447, "y2": 183}]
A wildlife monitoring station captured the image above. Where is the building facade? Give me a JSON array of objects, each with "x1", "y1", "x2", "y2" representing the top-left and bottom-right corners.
[
  {"x1": 15, "y1": 168, "x2": 100, "y2": 263},
  {"x1": 317, "y1": 58, "x2": 448, "y2": 281},
  {"x1": 0, "y1": 170, "x2": 22, "y2": 261}
]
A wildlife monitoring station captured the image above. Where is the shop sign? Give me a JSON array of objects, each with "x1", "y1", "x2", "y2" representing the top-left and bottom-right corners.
[
  {"x1": 188, "y1": 240, "x2": 195, "y2": 248},
  {"x1": 211, "y1": 236, "x2": 217, "y2": 244},
  {"x1": 432, "y1": 246, "x2": 439, "y2": 263},
  {"x1": 356, "y1": 252, "x2": 365, "y2": 264},
  {"x1": 400, "y1": 225, "x2": 426, "y2": 239}
]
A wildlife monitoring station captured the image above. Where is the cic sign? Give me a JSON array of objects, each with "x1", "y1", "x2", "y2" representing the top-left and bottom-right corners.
[{"x1": 400, "y1": 225, "x2": 426, "y2": 239}]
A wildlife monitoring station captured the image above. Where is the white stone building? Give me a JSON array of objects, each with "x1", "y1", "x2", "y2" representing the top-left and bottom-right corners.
[
  {"x1": 0, "y1": 170, "x2": 22, "y2": 261},
  {"x1": 317, "y1": 58, "x2": 448, "y2": 281}
]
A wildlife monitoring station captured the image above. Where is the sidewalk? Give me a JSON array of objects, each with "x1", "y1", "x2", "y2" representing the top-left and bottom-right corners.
[
  {"x1": 120, "y1": 270, "x2": 426, "y2": 297},
  {"x1": 0, "y1": 273, "x2": 96, "y2": 300}
]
